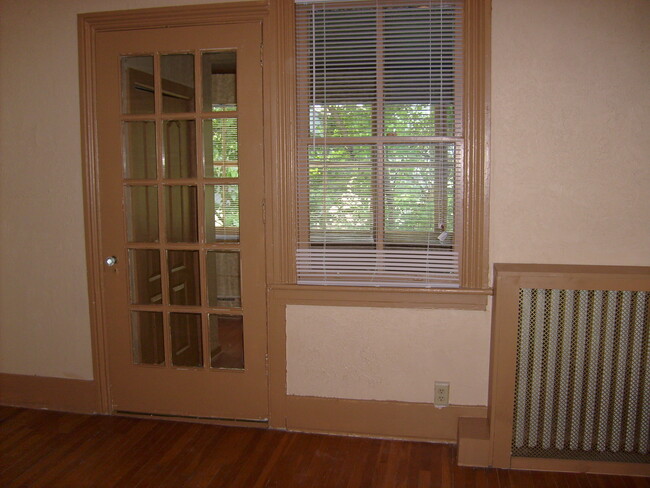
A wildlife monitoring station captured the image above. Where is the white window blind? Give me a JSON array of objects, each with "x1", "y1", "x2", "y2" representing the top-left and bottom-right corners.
[{"x1": 295, "y1": 0, "x2": 463, "y2": 288}]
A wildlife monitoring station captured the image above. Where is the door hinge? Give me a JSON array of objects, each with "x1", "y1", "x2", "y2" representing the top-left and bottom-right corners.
[{"x1": 262, "y1": 198, "x2": 266, "y2": 224}]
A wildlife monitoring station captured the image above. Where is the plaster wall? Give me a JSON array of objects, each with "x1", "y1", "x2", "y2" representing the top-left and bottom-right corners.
[
  {"x1": 1, "y1": 0, "x2": 648, "y2": 405},
  {"x1": 286, "y1": 305, "x2": 491, "y2": 405},
  {"x1": 490, "y1": 0, "x2": 650, "y2": 265}
]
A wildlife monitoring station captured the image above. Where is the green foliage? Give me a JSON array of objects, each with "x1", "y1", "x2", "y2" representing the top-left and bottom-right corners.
[
  {"x1": 206, "y1": 119, "x2": 240, "y2": 230},
  {"x1": 307, "y1": 132, "x2": 456, "y2": 244},
  {"x1": 310, "y1": 104, "x2": 372, "y2": 137},
  {"x1": 384, "y1": 104, "x2": 456, "y2": 137},
  {"x1": 213, "y1": 166, "x2": 239, "y2": 178},
  {"x1": 207, "y1": 118, "x2": 238, "y2": 177},
  {"x1": 384, "y1": 144, "x2": 455, "y2": 237},
  {"x1": 308, "y1": 103, "x2": 458, "y2": 138},
  {"x1": 309, "y1": 146, "x2": 373, "y2": 237}
]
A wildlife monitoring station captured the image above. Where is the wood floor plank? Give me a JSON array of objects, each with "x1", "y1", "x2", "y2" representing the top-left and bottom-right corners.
[{"x1": 1, "y1": 407, "x2": 647, "y2": 488}]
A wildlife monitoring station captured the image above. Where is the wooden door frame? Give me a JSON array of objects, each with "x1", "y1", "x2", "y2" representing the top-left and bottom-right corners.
[{"x1": 78, "y1": 1, "x2": 274, "y2": 414}]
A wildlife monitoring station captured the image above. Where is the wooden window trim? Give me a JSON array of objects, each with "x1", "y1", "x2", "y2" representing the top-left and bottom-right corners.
[
  {"x1": 271, "y1": 283, "x2": 489, "y2": 310},
  {"x1": 267, "y1": 0, "x2": 491, "y2": 303}
]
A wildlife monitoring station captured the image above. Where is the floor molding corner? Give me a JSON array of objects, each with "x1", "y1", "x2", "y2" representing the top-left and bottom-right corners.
[{"x1": 0, "y1": 373, "x2": 99, "y2": 414}]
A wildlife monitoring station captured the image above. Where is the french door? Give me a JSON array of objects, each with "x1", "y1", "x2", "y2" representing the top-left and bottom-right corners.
[{"x1": 95, "y1": 22, "x2": 267, "y2": 420}]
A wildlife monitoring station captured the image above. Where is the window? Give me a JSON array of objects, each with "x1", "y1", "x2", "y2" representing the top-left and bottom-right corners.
[{"x1": 295, "y1": 0, "x2": 482, "y2": 288}]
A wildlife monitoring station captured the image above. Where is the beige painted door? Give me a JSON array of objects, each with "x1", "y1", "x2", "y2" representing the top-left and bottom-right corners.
[{"x1": 95, "y1": 23, "x2": 267, "y2": 420}]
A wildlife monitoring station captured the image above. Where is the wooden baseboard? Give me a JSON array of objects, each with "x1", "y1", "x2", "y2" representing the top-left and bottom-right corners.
[
  {"x1": 510, "y1": 457, "x2": 650, "y2": 477},
  {"x1": 0, "y1": 373, "x2": 99, "y2": 414},
  {"x1": 282, "y1": 395, "x2": 487, "y2": 442},
  {"x1": 457, "y1": 417, "x2": 491, "y2": 466}
]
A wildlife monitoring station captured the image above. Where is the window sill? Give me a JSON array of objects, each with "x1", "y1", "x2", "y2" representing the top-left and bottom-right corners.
[{"x1": 268, "y1": 284, "x2": 491, "y2": 311}]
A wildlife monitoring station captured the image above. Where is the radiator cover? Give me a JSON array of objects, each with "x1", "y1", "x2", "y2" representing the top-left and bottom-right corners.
[{"x1": 512, "y1": 288, "x2": 649, "y2": 464}]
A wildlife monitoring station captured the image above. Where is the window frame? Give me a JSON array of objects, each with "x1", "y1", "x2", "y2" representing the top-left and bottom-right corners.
[
  {"x1": 294, "y1": 1, "x2": 463, "y2": 288},
  {"x1": 266, "y1": 0, "x2": 490, "y2": 306}
]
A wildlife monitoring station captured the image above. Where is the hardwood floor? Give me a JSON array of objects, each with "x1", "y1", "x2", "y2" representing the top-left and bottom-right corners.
[{"x1": 1, "y1": 407, "x2": 647, "y2": 487}]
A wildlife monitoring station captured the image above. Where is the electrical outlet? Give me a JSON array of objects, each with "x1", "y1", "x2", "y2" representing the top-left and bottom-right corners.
[{"x1": 434, "y1": 381, "x2": 449, "y2": 407}]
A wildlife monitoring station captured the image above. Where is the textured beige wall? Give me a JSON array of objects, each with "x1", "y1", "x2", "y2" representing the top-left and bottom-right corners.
[
  {"x1": 490, "y1": 0, "x2": 650, "y2": 265},
  {"x1": 0, "y1": 0, "x2": 648, "y2": 404},
  {"x1": 286, "y1": 305, "x2": 491, "y2": 405}
]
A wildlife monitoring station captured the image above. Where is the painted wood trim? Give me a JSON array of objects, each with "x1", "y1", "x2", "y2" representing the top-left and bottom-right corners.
[
  {"x1": 457, "y1": 417, "x2": 491, "y2": 467},
  {"x1": 494, "y1": 262, "x2": 650, "y2": 276},
  {"x1": 0, "y1": 374, "x2": 99, "y2": 414},
  {"x1": 271, "y1": 284, "x2": 490, "y2": 310},
  {"x1": 461, "y1": 0, "x2": 491, "y2": 290},
  {"x1": 488, "y1": 272, "x2": 520, "y2": 468},
  {"x1": 494, "y1": 263, "x2": 650, "y2": 286},
  {"x1": 78, "y1": 13, "x2": 111, "y2": 414},
  {"x1": 268, "y1": 294, "x2": 288, "y2": 429},
  {"x1": 510, "y1": 457, "x2": 650, "y2": 478},
  {"x1": 266, "y1": 0, "x2": 298, "y2": 285},
  {"x1": 78, "y1": 1, "x2": 270, "y2": 32},
  {"x1": 78, "y1": 1, "x2": 272, "y2": 417},
  {"x1": 285, "y1": 395, "x2": 487, "y2": 442}
]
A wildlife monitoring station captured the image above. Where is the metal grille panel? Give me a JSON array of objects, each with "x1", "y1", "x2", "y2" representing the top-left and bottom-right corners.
[{"x1": 512, "y1": 288, "x2": 650, "y2": 463}]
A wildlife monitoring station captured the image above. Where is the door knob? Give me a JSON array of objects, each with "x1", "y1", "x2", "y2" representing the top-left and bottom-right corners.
[{"x1": 105, "y1": 256, "x2": 118, "y2": 267}]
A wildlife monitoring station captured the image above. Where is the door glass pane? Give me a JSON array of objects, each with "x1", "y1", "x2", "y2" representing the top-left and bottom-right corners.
[
  {"x1": 168, "y1": 250, "x2": 200, "y2": 306},
  {"x1": 205, "y1": 184, "x2": 239, "y2": 243},
  {"x1": 203, "y1": 119, "x2": 238, "y2": 177},
  {"x1": 131, "y1": 311, "x2": 164, "y2": 365},
  {"x1": 163, "y1": 120, "x2": 197, "y2": 179},
  {"x1": 125, "y1": 186, "x2": 159, "y2": 242},
  {"x1": 170, "y1": 313, "x2": 203, "y2": 367},
  {"x1": 209, "y1": 315, "x2": 244, "y2": 369},
  {"x1": 123, "y1": 121, "x2": 156, "y2": 179},
  {"x1": 206, "y1": 251, "x2": 241, "y2": 308},
  {"x1": 128, "y1": 249, "x2": 162, "y2": 304},
  {"x1": 202, "y1": 51, "x2": 237, "y2": 112},
  {"x1": 121, "y1": 56, "x2": 154, "y2": 114},
  {"x1": 165, "y1": 186, "x2": 198, "y2": 242},
  {"x1": 161, "y1": 54, "x2": 195, "y2": 113}
]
